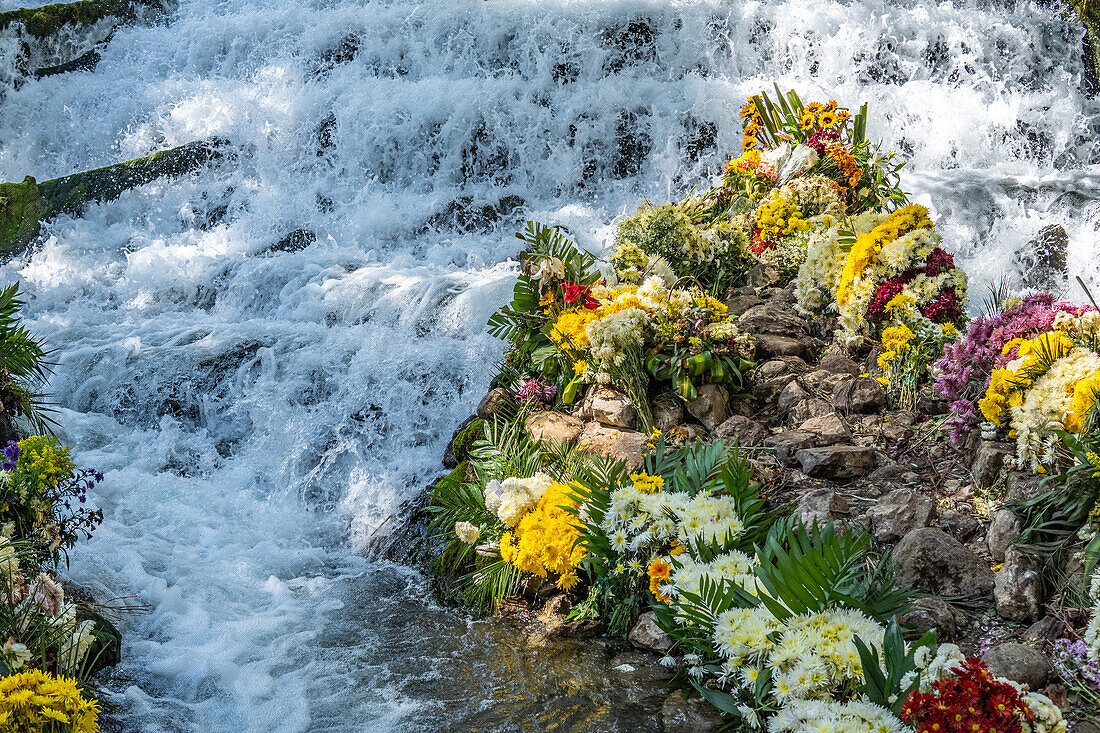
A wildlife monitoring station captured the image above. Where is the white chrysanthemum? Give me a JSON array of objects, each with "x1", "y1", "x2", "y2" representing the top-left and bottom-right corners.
[{"x1": 493, "y1": 473, "x2": 552, "y2": 526}]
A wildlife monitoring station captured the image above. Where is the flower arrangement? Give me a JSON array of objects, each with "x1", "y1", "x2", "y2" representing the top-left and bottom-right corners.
[
  {"x1": 500, "y1": 481, "x2": 585, "y2": 591},
  {"x1": 0, "y1": 667, "x2": 99, "y2": 733}
]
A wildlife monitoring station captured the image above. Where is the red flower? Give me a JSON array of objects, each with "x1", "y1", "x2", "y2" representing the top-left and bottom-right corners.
[
  {"x1": 922, "y1": 288, "x2": 962, "y2": 324},
  {"x1": 562, "y1": 281, "x2": 599, "y2": 310},
  {"x1": 923, "y1": 247, "x2": 955, "y2": 277},
  {"x1": 901, "y1": 658, "x2": 1030, "y2": 733}
]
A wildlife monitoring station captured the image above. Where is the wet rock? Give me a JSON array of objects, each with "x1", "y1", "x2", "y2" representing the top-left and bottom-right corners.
[
  {"x1": 987, "y1": 508, "x2": 1022, "y2": 563},
  {"x1": 715, "y1": 415, "x2": 767, "y2": 447},
  {"x1": 477, "y1": 387, "x2": 511, "y2": 419},
  {"x1": 1025, "y1": 616, "x2": 1069, "y2": 643},
  {"x1": 796, "y1": 488, "x2": 850, "y2": 525},
  {"x1": 900, "y1": 598, "x2": 958, "y2": 641},
  {"x1": 893, "y1": 528, "x2": 994, "y2": 598},
  {"x1": 737, "y1": 304, "x2": 808, "y2": 338},
  {"x1": 973, "y1": 441, "x2": 1014, "y2": 489},
  {"x1": 833, "y1": 377, "x2": 886, "y2": 414},
  {"x1": 577, "y1": 422, "x2": 648, "y2": 469},
  {"x1": 661, "y1": 690, "x2": 723, "y2": 732},
  {"x1": 938, "y1": 509, "x2": 981, "y2": 541},
  {"x1": 754, "y1": 334, "x2": 812, "y2": 359},
  {"x1": 796, "y1": 445, "x2": 875, "y2": 479},
  {"x1": 765, "y1": 431, "x2": 817, "y2": 467},
  {"x1": 443, "y1": 416, "x2": 483, "y2": 468},
  {"x1": 526, "y1": 412, "x2": 585, "y2": 449},
  {"x1": 579, "y1": 386, "x2": 636, "y2": 429},
  {"x1": 685, "y1": 383, "x2": 730, "y2": 430},
  {"x1": 787, "y1": 398, "x2": 832, "y2": 426},
  {"x1": 269, "y1": 228, "x2": 316, "y2": 253},
  {"x1": 798, "y1": 413, "x2": 851, "y2": 446},
  {"x1": 995, "y1": 548, "x2": 1043, "y2": 623},
  {"x1": 982, "y1": 643, "x2": 1050, "y2": 690},
  {"x1": 863, "y1": 488, "x2": 936, "y2": 542},
  {"x1": 652, "y1": 392, "x2": 684, "y2": 433},
  {"x1": 1020, "y1": 224, "x2": 1069, "y2": 290},
  {"x1": 629, "y1": 611, "x2": 673, "y2": 653}
]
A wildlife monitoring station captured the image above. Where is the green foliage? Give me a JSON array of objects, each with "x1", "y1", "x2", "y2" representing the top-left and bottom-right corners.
[
  {"x1": 449, "y1": 418, "x2": 486, "y2": 465},
  {"x1": 646, "y1": 347, "x2": 752, "y2": 401},
  {"x1": 855, "y1": 620, "x2": 937, "y2": 716},
  {"x1": 753, "y1": 519, "x2": 915, "y2": 623},
  {"x1": 614, "y1": 202, "x2": 736, "y2": 293},
  {"x1": 0, "y1": 283, "x2": 54, "y2": 434}
]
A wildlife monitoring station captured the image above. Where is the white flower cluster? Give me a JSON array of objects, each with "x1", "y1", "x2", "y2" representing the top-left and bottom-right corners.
[
  {"x1": 484, "y1": 473, "x2": 552, "y2": 527},
  {"x1": 586, "y1": 307, "x2": 649, "y2": 366},
  {"x1": 769, "y1": 609, "x2": 884, "y2": 703},
  {"x1": 767, "y1": 699, "x2": 906, "y2": 733},
  {"x1": 454, "y1": 521, "x2": 481, "y2": 544},
  {"x1": 795, "y1": 211, "x2": 881, "y2": 316},
  {"x1": 600, "y1": 485, "x2": 745, "y2": 555},
  {"x1": 667, "y1": 551, "x2": 758, "y2": 600},
  {"x1": 1010, "y1": 347, "x2": 1100, "y2": 469},
  {"x1": 605, "y1": 241, "x2": 677, "y2": 288}
]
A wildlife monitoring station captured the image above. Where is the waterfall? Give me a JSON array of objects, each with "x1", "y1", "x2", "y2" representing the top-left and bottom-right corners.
[{"x1": 0, "y1": 0, "x2": 1097, "y2": 730}]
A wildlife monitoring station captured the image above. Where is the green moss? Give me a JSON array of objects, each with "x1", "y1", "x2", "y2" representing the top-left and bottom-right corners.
[
  {"x1": 1071, "y1": 0, "x2": 1100, "y2": 81},
  {"x1": 0, "y1": 0, "x2": 158, "y2": 38},
  {"x1": 0, "y1": 177, "x2": 46, "y2": 260},
  {"x1": 450, "y1": 418, "x2": 486, "y2": 465}
]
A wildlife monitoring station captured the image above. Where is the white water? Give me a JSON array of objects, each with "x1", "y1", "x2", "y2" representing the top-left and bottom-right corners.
[{"x1": 0, "y1": 0, "x2": 1097, "y2": 730}]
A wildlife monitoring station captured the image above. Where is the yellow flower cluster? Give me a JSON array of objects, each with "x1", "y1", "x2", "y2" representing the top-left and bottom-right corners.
[
  {"x1": 629, "y1": 471, "x2": 665, "y2": 494},
  {"x1": 15, "y1": 437, "x2": 76, "y2": 495},
  {"x1": 740, "y1": 100, "x2": 765, "y2": 151},
  {"x1": 978, "y1": 332, "x2": 1076, "y2": 426},
  {"x1": 1067, "y1": 369, "x2": 1100, "y2": 433},
  {"x1": 549, "y1": 308, "x2": 598, "y2": 352},
  {"x1": 876, "y1": 324, "x2": 914, "y2": 371},
  {"x1": 0, "y1": 668, "x2": 99, "y2": 733},
  {"x1": 836, "y1": 205, "x2": 934, "y2": 306},
  {"x1": 500, "y1": 483, "x2": 586, "y2": 591},
  {"x1": 825, "y1": 142, "x2": 861, "y2": 188},
  {"x1": 755, "y1": 195, "x2": 809, "y2": 241}
]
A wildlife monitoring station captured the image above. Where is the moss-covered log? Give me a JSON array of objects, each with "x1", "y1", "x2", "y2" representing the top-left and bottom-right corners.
[
  {"x1": 0, "y1": 0, "x2": 161, "y2": 39},
  {"x1": 0, "y1": 138, "x2": 228, "y2": 258},
  {"x1": 1072, "y1": 0, "x2": 1100, "y2": 88}
]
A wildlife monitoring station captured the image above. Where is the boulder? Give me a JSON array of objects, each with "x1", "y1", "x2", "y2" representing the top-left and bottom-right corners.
[
  {"x1": 764, "y1": 431, "x2": 817, "y2": 467},
  {"x1": 1025, "y1": 616, "x2": 1068, "y2": 643},
  {"x1": 798, "y1": 413, "x2": 851, "y2": 446},
  {"x1": 629, "y1": 611, "x2": 673, "y2": 653},
  {"x1": 818, "y1": 353, "x2": 861, "y2": 376},
  {"x1": 661, "y1": 690, "x2": 723, "y2": 733},
  {"x1": 652, "y1": 392, "x2": 684, "y2": 433},
  {"x1": 714, "y1": 415, "x2": 767, "y2": 447},
  {"x1": 863, "y1": 488, "x2": 936, "y2": 542},
  {"x1": 1020, "y1": 224, "x2": 1069, "y2": 290},
  {"x1": 577, "y1": 422, "x2": 648, "y2": 469},
  {"x1": 723, "y1": 293, "x2": 764, "y2": 317},
  {"x1": 938, "y1": 509, "x2": 981, "y2": 541},
  {"x1": 787, "y1": 398, "x2": 833, "y2": 426},
  {"x1": 684, "y1": 383, "x2": 730, "y2": 430},
  {"x1": 1006, "y1": 471, "x2": 1046, "y2": 502},
  {"x1": 744, "y1": 263, "x2": 781, "y2": 289},
  {"x1": 893, "y1": 527, "x2": 994, "y2": 598},
  {"x1": 477, "y1": 387, "x2": 511, "y2": 418},
  {"x1": 754, "y1": 334, "x2": 812, "y2": 359},
  {"x1": 796, "y1": 488, "x2": 850, "y2": 525},
  {"x1": 777, "y1": 380, "x2": 811, "y2": 413},
  {"x1": 833, "y1": 377, "x2": 886, "y2": 413},
  {"x1": 579, "y1": 386, "x2": 636, "y2": 429},
  {"x1": 737, "y1": 304, "x2": 808, "y2": 338},
  {"x1": 987, "y1": 508, "x2": 1022, "y2": 563},
  {"x1": 526, "y1": 411, "x2": 585, "y2": 449},
  {"x1": 899, "y1": 598, "x2": 958, "y2": 641},
  {"x1": 994, "y1": 549, "x2": 1043, "y2": 623},
  {"x1": 982, "y1": 643, "x2": 1050, "y2": 690},
  {"x1": 972, "y1": 441, "x2": 1014, "y2": 489},
  {"x1": 443, "y1": 415, "x2": 479, "y2": 469},
  {"x1": 796, "y1": 445, "x2": 876, "y2": 479}
]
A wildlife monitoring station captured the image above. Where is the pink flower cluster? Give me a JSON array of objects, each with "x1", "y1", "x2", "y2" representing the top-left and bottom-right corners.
[
  {"x1": 516, "y1": 378, "x2": 557, "y2": 403},
  {"x1": 934, "y1": 293, "x2": 1095, "y2": 444}
]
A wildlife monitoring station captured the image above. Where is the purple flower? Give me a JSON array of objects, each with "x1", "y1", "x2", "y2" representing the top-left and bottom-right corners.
[
  {"x1": 1, "y1": 440, "x2": 20, "y2": 472},
  {"x1": 516, "y1": 378, "x2": 557, "y2": 402}
]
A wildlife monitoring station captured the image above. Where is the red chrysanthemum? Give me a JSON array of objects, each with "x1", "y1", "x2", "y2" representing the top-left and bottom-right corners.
[{"x1": 900, "y1": 658, "x2": 1031, "y2": 733}]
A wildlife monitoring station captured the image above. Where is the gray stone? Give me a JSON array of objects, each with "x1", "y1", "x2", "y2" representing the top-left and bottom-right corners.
[
  {"x1": 723, "y1": 294, "x2": 764, "y2": 317},
  {"x1": 1007, "y1": 471, "x2": 1046, "y2": 502},
  {"x1": 684, "y1": 383, "x2": 730, "y2": 430},
  {"x1": 994, "y1": 548, "x2": 1043, "y2": 623},
  {"x1": 754, "y1": 373, "x2": 797, "y2": 403},
  {"x1": 802, "y1": 369, "x2": 853, "y2": 393},
  {"x1": 652, "y1": 393, "x2": 684, "y2": 433},
  {"x1": 765, "y1": 431, "x2": 818, "y2": 467},
  {"x1": 787, "y1": 398, "x2": 833, "y2": 426},
  {"x1": 982, "y1": 643, "x2": 1050, "y2": 690},
  {"x1": 796, "y1": 488, "x2": 850, "y2": 525},
  {"x1": 477, "y1": 387, "x2": 511, "y2": 418},
  {"x1": 744, "y1": 263, "x2": 781, "y2": 289},
  {"x1": 799, "y1": 413, "x2": 851, "y2": 446},
  {"x1": 939, "y1": 510, "x2": 981, "y2": 541},
  {"x1": 796, "y1": 445, "x2": 876, "y2": 479},
  {"x1": 987, "y1": 508, "x2": 1022, "y2": 563},
  {"x1": 579, "y1": 386, "x2": 636, "y2": 429},
  {"x1": 972, "y1": 441, "x2": 1014, "y2": 489},
  {"x1": 863, "y1": 488, "x2": 936, "y2": 542},
  {"x1": 833, "y1": 377, "x2": 886, "y2": 413},
  {"x1": 737, "y1": 304, "x2": 808, "y2": 338},
  {"x1": 577, "y1": 422, "x2": 648, "y2": 469},
  {"x1": 818, "y1": 353, "x2": 861, "y2": 376},
  {"x1": 661, "y1": 690, "x2": 723, "y2": 733},
  {"x1": 526, "y1": 411, "x2": 585, "y2": 449},
  {"x1": 754, "y1": 333, "x2": 812, "y2": 359},
  {"x1": 899, "y1": 598, "x2": 958, "y2": 641},
  {"x1": 628, "y1": 611, "x2": 673, "y2": 654},
  {"x1": 777, "y1": 380, "x2": 810, "y2": 413},
  {"x1": 1021, "y1": 224, "x2": 1069, "y2": 290},
  {"x1": 1025, "y1": 616, "x2": 1069, "y2": 643},
  {"x1": 893, "y1": 528, "x2": 995, "y2": 598},
  {"x1": 714, "y1": 415, "x2": 767, "y2": 447}
]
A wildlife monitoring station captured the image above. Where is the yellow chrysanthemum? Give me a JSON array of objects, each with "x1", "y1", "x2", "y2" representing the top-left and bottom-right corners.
[
  {"x1": 836, "y1": 205, "x2": 934, "y2": 306},
  {"x1": 499, "y1": 483, "x2": 586, "y2": 590},
  {"x1": 0, "y1": 668, "x2": 99, "y2": 733}
]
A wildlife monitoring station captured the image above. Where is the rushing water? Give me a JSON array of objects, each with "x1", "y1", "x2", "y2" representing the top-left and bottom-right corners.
[{"x1": 0, "y1": 0, "x2": 1098, "y2": 730}]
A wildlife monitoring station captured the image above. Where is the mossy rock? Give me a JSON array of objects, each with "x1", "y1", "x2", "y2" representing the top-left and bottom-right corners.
[
  {"x1": 450, "y1": 418, "x2": 486, "y2": 464},
  {"x1": 0, "y1": 0, "x2": 160, "y2": 39},
  {"x1": 1072, "y1": 0, "x2": 1100, "y2": 85},
  {"x1": 0, "y1": 178, "x2": 46, "y2": 259}
]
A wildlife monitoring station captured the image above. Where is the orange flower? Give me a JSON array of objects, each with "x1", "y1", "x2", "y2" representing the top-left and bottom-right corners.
[{"x1": 647, "y1": 559, "x2": 672, "y2": 604}]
